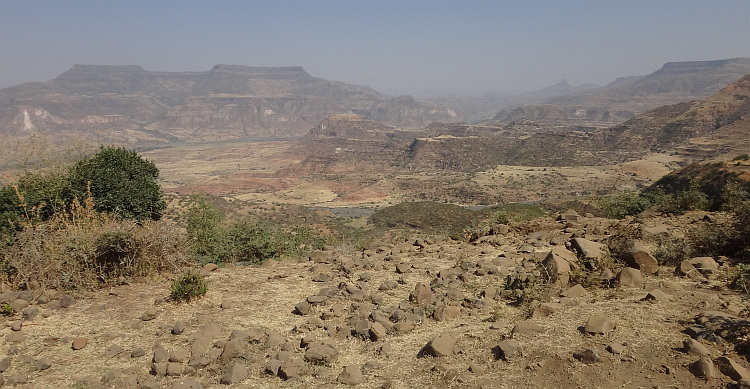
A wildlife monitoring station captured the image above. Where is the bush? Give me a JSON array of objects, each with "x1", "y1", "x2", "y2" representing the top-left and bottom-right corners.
[
  {"x1": 170, "y1": 271, "x2": 207, "y2": 302},
  {"x1": 0, "y1": 198, "x2": 187, "y2": 291},
  {"x1": 69, "y1": 146, "x2": 166, "y2": 221},
  {"x1": 183, "y1": 193, "x2": 313, "y2": 265},
  {"x1": 596, "y1": 190, "x2": 662, "y2": 219},
  {"x1": 0, "y1": 172, "x2": 74, "y2": 236},
  {"x1": 184, "y1": 193, "x2": 226, "y2": 263}
]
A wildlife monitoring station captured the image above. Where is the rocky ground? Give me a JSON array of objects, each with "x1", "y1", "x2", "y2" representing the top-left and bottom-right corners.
[{"x1": 1, "y1": 210, "x2": 749, "y2": 388}]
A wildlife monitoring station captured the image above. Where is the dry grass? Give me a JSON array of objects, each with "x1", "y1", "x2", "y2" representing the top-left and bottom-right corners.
[{"x1": 0, "y1": 215, "x2": 744, "y2": 388}]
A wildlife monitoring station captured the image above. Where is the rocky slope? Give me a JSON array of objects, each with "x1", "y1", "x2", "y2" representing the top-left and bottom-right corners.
[
  {"x1": 2, "y1": 210, "x2": 749, "y2": 388},
  {"x1": 0, "y1": 65, "x2": 459, "y2": 145},
  {"x1": 492, "y1": 58, "x2": 750, "y2": 127},
  {"x1": 287, "y1": 72, "x2": 750, "y2": 178}
]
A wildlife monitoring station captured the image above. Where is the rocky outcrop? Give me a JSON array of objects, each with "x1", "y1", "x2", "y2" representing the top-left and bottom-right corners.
[{"x1": 0, "y1": 65, "x2": 463, "y2": 145}]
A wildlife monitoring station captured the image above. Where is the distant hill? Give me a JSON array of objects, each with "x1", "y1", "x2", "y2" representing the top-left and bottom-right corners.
[
  {"x1": 281, "y1": 73, "x2": 750, "y2": 177},
  {"x1": 584, "y1": 72, "x2": 750, "y2": 160},
  {"x1": 0, "y1": 65, "x2": 460, "y2": 145},
  {"x1": 491, "y1": 58, "x2": 750, "y2": 127}
]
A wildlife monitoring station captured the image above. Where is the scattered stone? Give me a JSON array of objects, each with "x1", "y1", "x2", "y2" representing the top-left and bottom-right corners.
[
  {"x1": 307, "y1": 295, "x2": 329, "y2": 304},
  {"x1": 495, "y1": 339, "x2": 524, "y2": 360},
  {"x1": 60, "y1": 294, "x2": 76, "y2": 308},
  {"x1": 689, "y1": 357, "x2": 716, "y2": 379},
  {"x1": 21, "y1": 306, "x2": 39, "y2": 321},
  {"x1": 541, "y1": 246, "x2": 577, "y2": 288},
  {"x1": 689, "y1": 257, "x2": 719, "y2": 273},
  {"x1": 141, "y1": 309, "x2": 158, "y2": 321},
  {"x1": 203, "y1": 263, "x2": 219, "y2": 272},
  {"x1": 10, "y1": 320, "x2": 22, "y2": 331},
  {"x1": 369, "y1": 322, "x2": 387, "y2": 341},
  {"x1": 606, "y1": 343, "x2": 625, "y2": 355},
  {"x1": 221, "y1": 362, "x2": 249, "y2": 385},
  {"x1": 172, "y1": 321, "x2": 186, "y2": 335},
  {"x1": 220, "y1": 338, "x2": 247, "y2": 361},
  {"x1": 72, "y1": 337, "x2": 89, "y2": 350},
  {"x1": 622, "y1": 240, "x2": 658, "y2": 275},
  {"x1": 278, "y1": 357, "x2": 306, "y2": 380},
  {"x1": 410, "y1": 283, "x2": 435, "y2": 306},
  {"x1": 305, "y1": 344, "x2": 339, "y2": 364},
  {"x1": 561, "y1": 284, "x2": 588, "y2": 298},
  {"x1": 10, "y1": 299, "x2": 29, "y2": 313},
  {"x1": 584, "y1": 316, "x2": 616, "y2": 335},
  {"x1": 170, "y1": 348, "x2": 191, "y2": 363},
  {"x1": 433, "y1": 304, "x2": 461, "y2": 321},
  {"x1": 716, "y1": 357, "x2": 750, "y2": 381},
  {"x1": 153, "y1": 345, "x2": 169, "y2": 363},
  {"x1": 294, "y1": 301, "x2": 310, "y2": 315},
  {"x1": 512, "y1": 320, "x2": 543, "y2": 335},
  {"x1": 131, "y1": 348, "x2": 146, "y2": 358},
  {"x1": 532, "y1": 302, "x2": 563, "y2": 318},
  {"x1": 6, "y1": 374, "x2": 27, "y2": 385},
  {"x1": 643, "y1": 289, "x2": 668, "y2": 302},
  {"x1": 422, "y1": 333, "x2": 455, "y2": 358},
  {"x1": 615, "y1": 267, "x2": 642, "y2": 287},
  {"x1": 676, "y1": 260, "x2": 708, "y2": 281},
  {"x1": 338, "y1": 365, "x2": 363, "y2": 385},
  {"x1": 265, "y1": 332, "x2": 286, "y2": 349},
  {"x1": 569, "y1": 238, "x2": 605, "y2": 268},
  {"x1": 574, "y1": 348, "x2": 602, "y2": 364},
  {"x1": 0, "y1": 357, "x2": 11, "y2": 372},
  {"x1": 105, "y1": 344, "x2": 124, "y2": 357},
  {"x1": 166, "y1": 362, "x2": 184, "y2": 376},
  {"x1": 35, "y1": 358, "x2": 52, "y2": 371},
  {"x1": 395, "y1": 263, "x2": 411, "y2": 274}
]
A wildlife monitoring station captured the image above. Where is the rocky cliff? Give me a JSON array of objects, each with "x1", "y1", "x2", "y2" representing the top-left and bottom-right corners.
[
  {"x1": 0, "y1": 65, "x2": 460, "y2": 145},
  {"x1": 491, "y1": 58, "x2": 750, "y2": 127}
]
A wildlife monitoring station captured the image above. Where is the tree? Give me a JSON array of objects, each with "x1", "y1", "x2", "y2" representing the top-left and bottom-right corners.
[{"x1": 69, "y1": 146, "x2": 166, "y2": 220}]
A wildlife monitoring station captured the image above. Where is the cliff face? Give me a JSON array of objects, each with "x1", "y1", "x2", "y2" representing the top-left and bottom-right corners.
[
  {"x1": 0, "y1": 65, "x2": 462, "y2": 145},
  {"x1": 491, "y1": 58, "x2": 750, "y2": 128}
]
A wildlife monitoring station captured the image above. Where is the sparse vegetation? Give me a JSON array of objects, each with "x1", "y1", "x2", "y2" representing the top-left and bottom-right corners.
[
  {"x1": 169, "y1": 270, "x2": 208, "y2": 302},
  {"x1": 0, "y1": 193, "x2": 187, "y2": 291},
  {"x1": 184, "y1": 193, "x2": 318, "y2": 265}
]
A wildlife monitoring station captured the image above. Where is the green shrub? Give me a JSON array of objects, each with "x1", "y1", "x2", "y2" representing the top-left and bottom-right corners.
[
  {"x1": 0, "y1": 172, "x2": 74, "y2": 235},
  {"x1": 596, "y1": 190, "x2": 661, "y2": 219},
  {"x1": 183, "y1": 193, "x2": 314, "y2": 265},
  {"x1": 69, "y1": 146, "x2": 166, "y2": 221},
  {"x1": 170, "y1": 271, "x2": 207, "y2": 302},
  {"x1": 184, "y1": 193, "x2": 226, "y2": 263},
  {"x1": 1, "y1": 302, "x2": 14, "y2": 316}
]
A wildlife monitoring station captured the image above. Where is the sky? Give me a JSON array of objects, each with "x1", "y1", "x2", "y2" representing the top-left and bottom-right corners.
[{"x1": 1, "y1": 0, "x2": 749, "y2": 97}]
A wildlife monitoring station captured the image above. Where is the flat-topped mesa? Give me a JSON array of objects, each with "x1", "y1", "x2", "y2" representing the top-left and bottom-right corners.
[
  {"x1": 209, "y1": 64, "x2": 309, "y2": 77},
  {"x1": 656, "y1": 58, "x2": 750, "y2": 74},
  {"x1": 307, "y1": 114, "x2": 393, "y2": 139}
]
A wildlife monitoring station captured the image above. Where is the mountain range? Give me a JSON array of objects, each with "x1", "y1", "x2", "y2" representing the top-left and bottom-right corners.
[
  {"x1": 0, "y1": 58, "x2": 748, "y2": 150},
  {"x1": 0, "y1": 65, "x2": 459, "y2": 145}
]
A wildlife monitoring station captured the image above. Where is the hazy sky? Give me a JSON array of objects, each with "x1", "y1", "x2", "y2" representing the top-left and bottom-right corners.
[{"x1": 1, "y1": 1, "x2": 748, "y2": 97}]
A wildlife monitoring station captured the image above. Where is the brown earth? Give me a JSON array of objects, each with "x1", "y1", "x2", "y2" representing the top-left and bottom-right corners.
[{"x1": 2, "y1": 211, "x2": 749, "y2": 388}]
